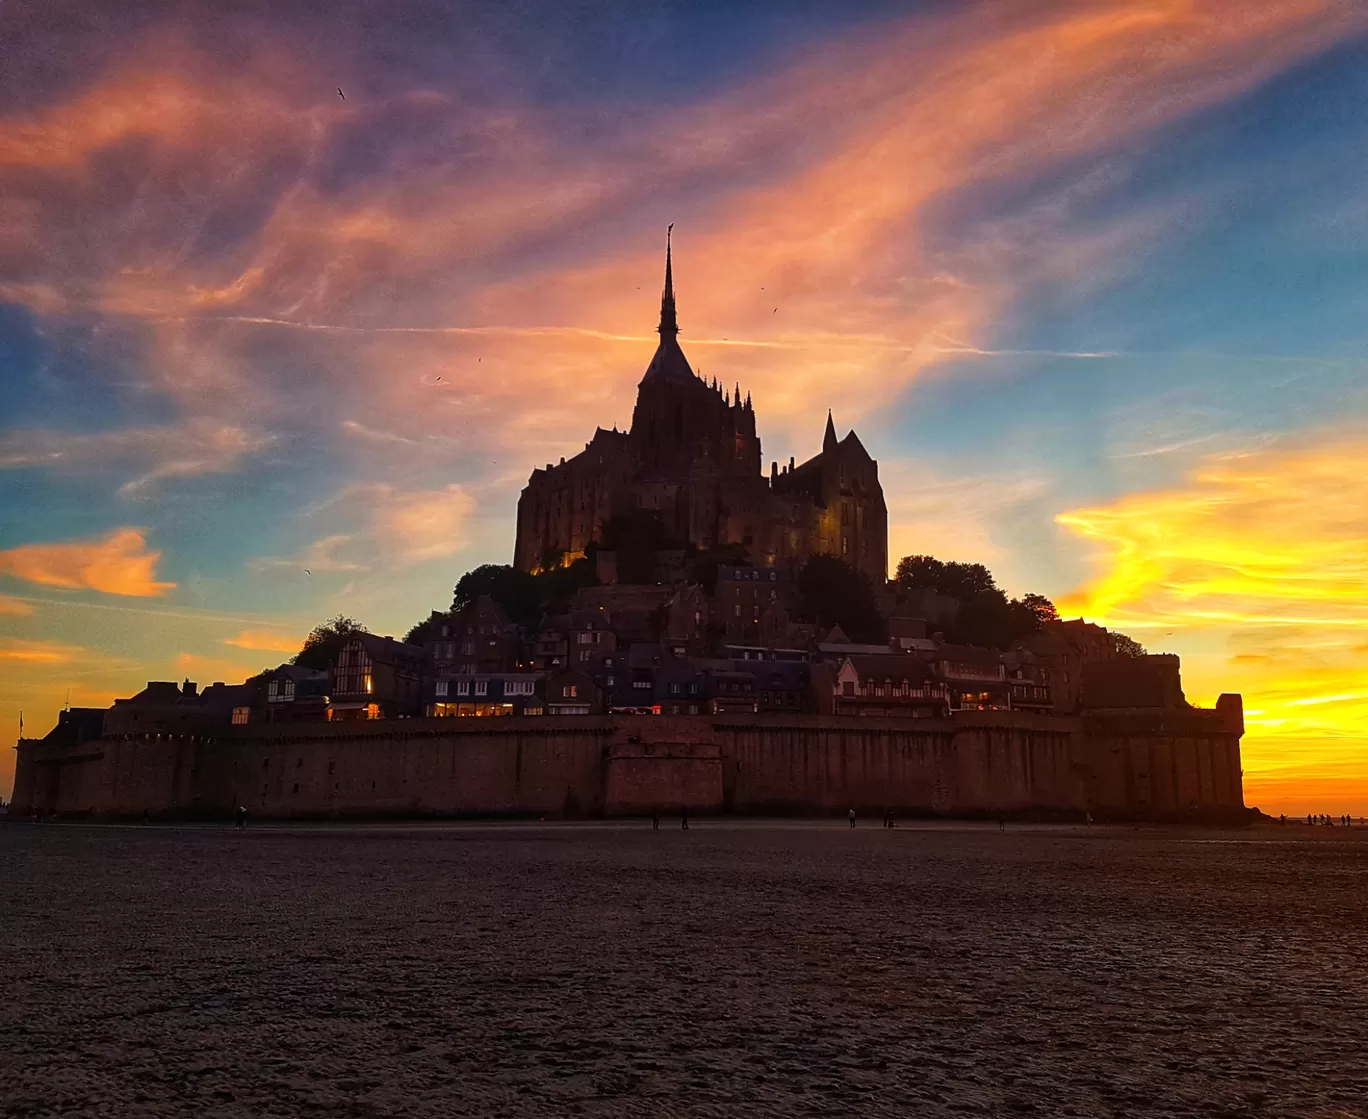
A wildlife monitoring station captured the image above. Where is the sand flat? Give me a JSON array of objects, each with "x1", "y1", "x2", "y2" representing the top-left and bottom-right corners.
[{"x1": 2, "y1": 821, "x2": 1365, "y2": 1117}]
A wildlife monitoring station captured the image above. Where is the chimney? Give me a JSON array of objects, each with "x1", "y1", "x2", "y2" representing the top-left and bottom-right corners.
[
  {"x1": 181, "y1": 680, "x2": 198, "y2": 698},
  {"x1": 770, "y1": 461, "x2": 778, "y2": 481},
  {"x1": 789, "y1": 456, "x2": 795, "y2": 471}
]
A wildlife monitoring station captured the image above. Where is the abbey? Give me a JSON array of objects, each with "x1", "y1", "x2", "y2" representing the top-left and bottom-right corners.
[{"x1": 514, "y1": 233, "x2": 888, "y2": 584}]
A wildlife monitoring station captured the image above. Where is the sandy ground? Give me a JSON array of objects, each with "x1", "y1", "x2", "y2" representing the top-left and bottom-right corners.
[{"x1": 1, "y1": 820, "x2": 1366, "y2": 1118}]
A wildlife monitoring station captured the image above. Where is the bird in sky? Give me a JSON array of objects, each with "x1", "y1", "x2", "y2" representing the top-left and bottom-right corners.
[
  {"x1": 304, "y1": 569, "x2": 312, "y2": 576},
  {"x1": 337, "y1": 88, "x2": 345, "y2": 100}
]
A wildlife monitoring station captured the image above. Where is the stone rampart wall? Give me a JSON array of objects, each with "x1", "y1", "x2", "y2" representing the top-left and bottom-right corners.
[{"x1": 11, "y1": 711, "x2": 1245, "y2": 821}]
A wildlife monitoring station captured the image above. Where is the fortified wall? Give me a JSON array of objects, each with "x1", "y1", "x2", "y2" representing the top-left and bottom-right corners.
[{"x1": 11, "y1": 705, "x2": 1246, "y2": 823}]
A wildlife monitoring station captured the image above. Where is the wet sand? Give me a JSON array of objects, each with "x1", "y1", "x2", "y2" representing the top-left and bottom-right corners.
[{"x1": 2, "y1": 820, "x2": 1365, "y2": 1118}]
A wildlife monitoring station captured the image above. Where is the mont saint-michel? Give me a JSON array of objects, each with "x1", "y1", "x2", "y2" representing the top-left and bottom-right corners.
[{"x1": 11, "y1": 235, "x2": 1246, "y2": 825}]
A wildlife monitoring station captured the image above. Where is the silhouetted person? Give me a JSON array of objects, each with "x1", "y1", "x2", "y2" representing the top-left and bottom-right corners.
[
  {"x1": 236, "y1": 805, "x2": 248, "y2": 830},
  {"x1": 1280, "y1": 814, "x2": 1286, "y2": 825},
  {"x1": 1307, "y1": 813, "x2": 1313, "y2": 826},
  {"x1": 652, "y1": 812, "x2": 659, "y2": 830},
  {"x1": 999, "y1": 815, "x2": 1006, "y2": 832},
  {"x1": 681, "y1": 805, "x2": 689, "y2": 830},
  {"x1": 848, "y1": 808, "x2": 856, "y2": 829}
]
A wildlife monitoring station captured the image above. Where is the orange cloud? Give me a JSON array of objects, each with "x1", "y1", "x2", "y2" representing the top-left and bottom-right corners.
[
  {"x1": 0, "y1": 529, "x2": 175, "y2": 597},
  {"x1": 172, "y1": 651, "x2": 271, "y2": 684},
  {"x1": 1056, "y1": 428, "x2": 1368, "y2": 812},
  {"x1": 223, "y1": 629, "x2": 304, "y2": 654},
  {"x1": 0, "y1": 595, "x2": 34, "y2": 616},
  {"x1": 0, "y1": 638, "x2": 83, "y2": 665}
]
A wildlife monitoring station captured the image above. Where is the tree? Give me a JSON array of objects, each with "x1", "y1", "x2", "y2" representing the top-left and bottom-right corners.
[
  {"x1": 292, "y1": 615, "x2": 367, "y2": 672},
  {"x1": 894, "y1": 554, "x2": 997, "y2": 600},
  {"x1": 452, "y1": 564, "x2": 542, "y2": 630},
  {"x1": 404, "y1": 610, "x2": 445, "y2": 647},
  {"x1": 598, "y1": 510, "x2": 685, "y2": 584},
  {"x1": 795, "y1": 555, "x2": 886, "y2": 644},
  {"x1": 1112, "y1": 632, "x2": 1148, "y2": 659},
  {"x1": 1020, "y1": 593, "x2": 1059, "y2": 627}
]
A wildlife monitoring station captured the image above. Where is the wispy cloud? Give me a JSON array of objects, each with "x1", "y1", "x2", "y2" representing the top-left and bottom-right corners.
[
  {"x1": 0, "y1": 528, "x2": 175, "y2": 597},
  {"x1": 223, "y1": 629, "x2": 304, "y2": 654},
  {"x1": 0, "y1": 420, "x2": 270, "y2": 495},
  {"x1": 0, "y1": 637, "x2": 84, "y2": 665},
  {"x1": 0, "y1": 595, "x2": 35, "y2": 617}
]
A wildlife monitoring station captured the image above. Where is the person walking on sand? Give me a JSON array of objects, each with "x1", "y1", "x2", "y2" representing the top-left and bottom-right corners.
[
  {"x1": 848, "y1": 808, "x2": 856, "y2": 829},
  {"x1": 652, "y1": 812, "x2": 659, "y2": 830}
]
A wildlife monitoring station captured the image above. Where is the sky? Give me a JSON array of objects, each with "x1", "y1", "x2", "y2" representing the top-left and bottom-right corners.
[{"x1": 2, "y1": 0, "x2": 1366, "y2": 813}]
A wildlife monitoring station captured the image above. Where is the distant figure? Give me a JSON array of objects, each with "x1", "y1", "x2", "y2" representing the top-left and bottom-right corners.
[
  {"x1": 1085, "y1": 811, "x2": 1093, "y2": 826},
  {"x1": 848, "y1": 808, "x2": 856, "y2": 829},
  {"x1": 235, "y1": 805, "x2": 248, "y2": 830},
  {"x1": 1280, "y1": 814, "x2": 1286, "y2": 825},
  {"x1": 652, "y1": 812, "x2": 659, "y2": 830},
  {"x1": 999, "y1": 815, "x2": 1006, "y2": 832},
  {"x1": 681, "y1": 805, "x2": 689, "y2": 830},
  {"x1": 1308, "y1": 813, "x2": 1313, "y2": 826}
]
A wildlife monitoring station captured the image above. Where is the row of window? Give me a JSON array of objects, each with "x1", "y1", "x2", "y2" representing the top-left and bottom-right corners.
[{"x1": 435, "y1": 678, "x2": 537, "y2": 697}]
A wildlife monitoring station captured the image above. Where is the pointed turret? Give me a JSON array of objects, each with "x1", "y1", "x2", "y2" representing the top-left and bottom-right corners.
[
  {"x1": 658, "y1": 223, "x2": 678, "y2": 339},
  {"x1": 823, "y1": 410, "x2": 838, "y2": 454}
]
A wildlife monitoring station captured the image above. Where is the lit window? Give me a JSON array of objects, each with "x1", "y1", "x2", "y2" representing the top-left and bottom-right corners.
[
  {"x1": 232, "y1": 707, "x2": 250, "y2": 725},
  {"x1": 363, "y1": 674, "x2": 373, "y2": 695}
]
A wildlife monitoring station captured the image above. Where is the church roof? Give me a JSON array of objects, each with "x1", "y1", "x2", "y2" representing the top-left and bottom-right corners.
[{"x1": 642, "y1": 335, "x2": 696, "y2": 383}]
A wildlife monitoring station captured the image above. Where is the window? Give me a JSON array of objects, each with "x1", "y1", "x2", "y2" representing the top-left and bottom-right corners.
[
  {"x1": 435, "y1": 680, "x2": 448, "y2": 697},
  {"x1": 842, "y1": 681, "x2": 855, "y2": 697},
  {"x1": 734, "y1": 605, "x2": 742, "y2": 618},
  {"x1": 475, "y1": 680, "x2": 488, "y2": 696},
  {"x1": 842, "y1": 536, "x2": 849, "y2": 555},
  {"x1": 232, "y1": 707, "x2": 250, "y2": 725},
  {"x1": 563, "y1": 685, "x2": 578, "y2": 698},
  {"x1": 440, "y1": 625, "x2": 449, "y2": 638},
  {"x1": 463, "y1": 642, "x2": 475, "y2": 655},
  {"x1": 606, "y1": 675, "x2": 616, "y2": 687},
  {"x1": 456, "y1": 680, "x2": 471, "y2": 696},
  {"x1": 670, "y1": 683, "x2": 681, "y2": 696}
]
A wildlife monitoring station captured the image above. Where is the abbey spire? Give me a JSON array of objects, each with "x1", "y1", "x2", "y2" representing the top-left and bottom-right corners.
[{"x1": 658, "y1": 223, "x2": 678, "y2": 338}]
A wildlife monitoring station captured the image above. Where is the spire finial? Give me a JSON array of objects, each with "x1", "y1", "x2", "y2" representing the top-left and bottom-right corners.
[
  {"x1": 823, "y1": 409, "x2": 838, "y2": 453},
  {"x1": 658, "y1": 224, "x2": 678, "y2": 338}
]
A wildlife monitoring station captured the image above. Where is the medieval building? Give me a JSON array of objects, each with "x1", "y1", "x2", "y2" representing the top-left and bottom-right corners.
[{"x1": 513, "y1": 232, "x2": 888, "y2": 585}]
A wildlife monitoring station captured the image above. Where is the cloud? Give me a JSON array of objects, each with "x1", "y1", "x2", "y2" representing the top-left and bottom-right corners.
[
  {"x1": 0, "y1": 595, "x2": 35, "y2": 616},
  {"x1": 0, "y1": 528, "x2": 175, "y2": 597},
  {"x1": 254, "y1": 483, "x2": 477, "y2": 573},
  {"x1": 172, "y1": 651, "x2": 269, "y2": 684},
  {"x1": 1056, "y1": 427, "x2": 1368, "y2": 802},
  {"x1": 223, "y1": 629, "x2": 304, "y2": 654},
  {"x1": 0, "y1": 420, "x2": 270, "y2": 494},
  {"x1": 0, "y1": 637, "x2": 83, "y2": 664}
]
